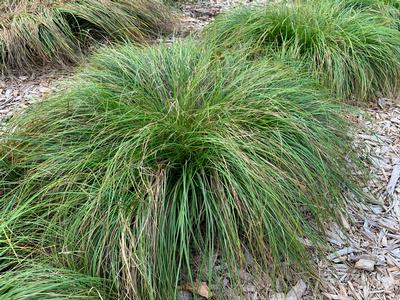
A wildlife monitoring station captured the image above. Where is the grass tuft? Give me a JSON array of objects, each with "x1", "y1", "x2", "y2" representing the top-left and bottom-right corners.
[
  {"x1": 0, "y1": 0, "x2": 175, "y2": 73},
  {"x1": 338, "y1": 0, "x2": 400, "y2": 30},
  {"x1": 205, "y1": 0, "x2": 400, "y2": 101},
  {"x1": 0, "y1": 262, "x2": 108, "y2": 299},
  {"x1": 0, "y1": 40, "x2": 360, "y2": 298},
  {"x1": 341, "y1": 0, "x2": 400, "y2": 10}
]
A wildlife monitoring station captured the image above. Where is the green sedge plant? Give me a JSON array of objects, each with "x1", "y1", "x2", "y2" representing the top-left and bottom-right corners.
[
  {"x1": 0, "y1": 0, "x2": 174, "y2": 73},
  {"x1": 0, "y1": 40, "x2": 361, "y2": 298},
  {"x1": 205, "y1": 0, "x2": 400, "y2": 102}
]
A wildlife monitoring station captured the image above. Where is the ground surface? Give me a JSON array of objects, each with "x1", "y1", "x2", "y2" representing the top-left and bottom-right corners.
[
  {"x1": 0, "y1": 68, "x2": 70, "y2": 130},
  {"x1": 1, "y1": 1, "x2": 400, "y2": 299}
]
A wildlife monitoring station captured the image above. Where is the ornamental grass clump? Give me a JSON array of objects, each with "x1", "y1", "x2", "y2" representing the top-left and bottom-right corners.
[
  {"x1": 338, "y1": 0, "x2": 400, "y2": 29},
  {"x1": 205, "y1": 0, "x2": 400, "y2": 101},
  {"x1": 341, "y1": 0, "x2": 399, "y2": 10},
  {"x1": 0, "y1": 0, "x2": 174, "y2": 73},
  {"x1": 0, "y1": 41, "x2": 360, "y2": 298}
]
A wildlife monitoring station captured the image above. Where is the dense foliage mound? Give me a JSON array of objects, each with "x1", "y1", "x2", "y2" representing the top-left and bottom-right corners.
[
  {"x1": 0, "y1": 41, "x2": 359, "y2": 298},
  {"x1": 338, "y1": 0, "x2": 400, "y2": 29},
  {"x1": 342, "y1": 0, "x2": 399, "y2": 10},
  {"x1": 0, "y1": 263, "x2": 107, "y2": 299},
  {"x1": 0, "y1": 0, "x2": 174, "y2": 72},
  {"x1": 205, "y1": 0, "x2": 400, "y2": 101}
]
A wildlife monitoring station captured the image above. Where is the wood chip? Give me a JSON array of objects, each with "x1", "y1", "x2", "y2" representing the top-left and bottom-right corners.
[
  {"x1": 355, "y1": 258, "x2": 376, "y2": 272},
  {"x1": 387, "y1": 162, "x2": 400, "y2": 196},
  {"x1": 327, "y1": 247, "x2": 355, "y2": 261},
  {"x1": 270, "y1": 293, "x2": 286, "y2": 300},
  {"x1": 286, "y1": 279, "x2": 306, "y2": 300}
]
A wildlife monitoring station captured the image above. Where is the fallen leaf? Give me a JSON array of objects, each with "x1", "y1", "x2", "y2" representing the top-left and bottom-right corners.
[{"x1": 181, "y1": 282, "x2": 212, "y2": 299}]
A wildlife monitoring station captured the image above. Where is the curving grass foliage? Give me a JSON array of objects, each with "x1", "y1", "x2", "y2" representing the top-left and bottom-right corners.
[
  {"x1": 0, "y1": 263, "x2": 107, "y2": 299},
  {"x1": 337, "y1": 0, "x2": 400, "y2": 30},
  {"x1": 342, "y1": 0, "x2": 400, "y2": 10},
  {"x1": 0, "y1": 0, "x2": 174, "y2": 72},
  {"x1": 205, "y1": 0, "x2": 400, "y2": 101},
  {"x1": 0, "y1": 41, "x2": 360, "y2": 298}
]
